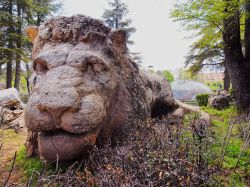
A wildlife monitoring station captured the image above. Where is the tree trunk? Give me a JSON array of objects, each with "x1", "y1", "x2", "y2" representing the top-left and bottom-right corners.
[
  {"x1": 223, "y1": 1, "x2": 250, "y2": 110},
  {"x1": 14, "y1": 1, "x2": 22, "y2": 90},
  {"x1": 14, "y1": 55, "x2": 21, "y2": 90},
  {"x1": 6, "y1": 0, "x2": 14, "y2": 88},
  {"x1": 25, "y1": 63, "x2": 31, "y2": 94},
  {"x1": 6, "y1": 57, "x2": 12, "y2": 88},
  {"x1": 223, "y1": 67, "x2": 230, "y2": 91}
]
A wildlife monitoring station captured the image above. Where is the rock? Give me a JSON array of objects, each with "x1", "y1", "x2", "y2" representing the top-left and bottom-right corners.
[
  {"x1": 0, "y1": 82, "x2": 5, "y2": 90},
  {"x1": 8, "y1": 113, "x2": 25, "y2": 132},
  {"x1": 24, "y1": 15, "x2": 187, "y2": 161},
  {"x1": 0, "y1": 88, "x2": 22, "y2": 109},
  {"x1": 208, "y1": 90, "x2": 231, "y2": 110},
  {"x1": 0, "y1": 107, "x2": 24, "y2": 131}
]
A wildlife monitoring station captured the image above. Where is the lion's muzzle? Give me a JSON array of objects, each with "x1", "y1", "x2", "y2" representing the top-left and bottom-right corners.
[{"x1": 25, "y1": 81, "x2": 106, "y2": 160}]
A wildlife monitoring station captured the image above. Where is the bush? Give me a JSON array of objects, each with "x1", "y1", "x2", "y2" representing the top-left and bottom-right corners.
[
  {"x1": 162, "y1": 70, "x2": 175, "y2": 83},
  {"x1": 196, "y1": 94, "x2": 210, "y2": 107}
]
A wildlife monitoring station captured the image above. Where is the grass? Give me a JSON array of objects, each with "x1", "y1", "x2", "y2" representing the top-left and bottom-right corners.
[
  {"x1": 16, "y1": 146, "x2": 43, "y2": 179},
  {"x1": 201, "y1": 106, "x2": 250, "y2": 186},
  {"x1": 15, "y1": 146, "x2": 78, "y2": 183},
  {"x1": 0, "y1": 129, "x2": 26, "y2": 162},
  {"x1": 1, "y1": 104, "x2": 249, "y2": 185}
]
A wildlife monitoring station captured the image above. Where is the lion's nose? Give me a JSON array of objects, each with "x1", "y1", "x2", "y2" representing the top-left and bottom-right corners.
[
  {"x1": 25, "y1": 86, "x2": 80, "y2": 132},
  {"x1": 37, "y1": 88, "x2": 80, "y2": 120}
]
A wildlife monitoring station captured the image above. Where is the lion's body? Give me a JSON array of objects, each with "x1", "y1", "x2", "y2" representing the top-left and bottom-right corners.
[{"x1": 25, "y1": 15, "x2": 176, "y2": 160}]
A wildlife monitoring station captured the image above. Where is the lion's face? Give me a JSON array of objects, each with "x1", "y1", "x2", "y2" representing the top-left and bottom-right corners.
[{"x1": 25, "y1": 39, "x2": 118, "y2": 160}]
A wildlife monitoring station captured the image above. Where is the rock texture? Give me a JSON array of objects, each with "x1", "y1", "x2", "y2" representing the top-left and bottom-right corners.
[
  {"x1": 209, "y1": 90, "x2": 231, "y2": 110},
  {"x1": 0, "y1": 88, "x2": 22, "y2": 109},
  {"x1": 25, "y1": 15, "x2": 178, "y2": 161},
  {"x1": 0, "y1": 107, "x2": 24, "y2": 132}
]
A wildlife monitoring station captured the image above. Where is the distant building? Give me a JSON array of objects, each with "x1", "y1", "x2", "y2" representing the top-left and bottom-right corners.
[{"x1": 197, "y1": 72, "x2": 224, "y2": 82}]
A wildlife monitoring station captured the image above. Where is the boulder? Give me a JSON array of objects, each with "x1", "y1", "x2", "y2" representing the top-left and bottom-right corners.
[
  {"x1": 0, "y1": 106, "x2": 24, "y2": 131},
  {"x1": 0, "y1": 88, "x2": 22, "y2": 109},
  {"x1": 208, "y1": 90, "x2": 231, "y2": 110},
  {"x1": 0, "y1": 82, "x2": 5, "y2": 90}
]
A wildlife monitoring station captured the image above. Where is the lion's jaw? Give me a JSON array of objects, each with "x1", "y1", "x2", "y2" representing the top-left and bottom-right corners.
[{"x1": 25, "y1": 42, "x2": 116, "y2": 160}]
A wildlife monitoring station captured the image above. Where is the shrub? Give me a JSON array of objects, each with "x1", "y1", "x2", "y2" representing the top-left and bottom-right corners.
[
  {"x1": 162, "y1": 70, "x2": 175, "y2": 83},
  {"x1": 196, "y1": 94, "x2": 210, "y2": 107}
]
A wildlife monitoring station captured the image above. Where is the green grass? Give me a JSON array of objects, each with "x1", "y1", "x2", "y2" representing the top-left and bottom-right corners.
[
  {"x1": 16, "y1": 146, "x2": 43, "y2": 178},
  {"x1": 201, "y1": 106, "x2": 250, "y2": 185},
  {"x1": 15, "y1": 146, "x2": 79, "y2": 183}
]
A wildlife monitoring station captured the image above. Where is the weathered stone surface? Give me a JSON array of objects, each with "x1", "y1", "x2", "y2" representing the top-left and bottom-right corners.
[
  {"x1": 0, "y1": 107, "x2": 24, "y2": 131},
  {"x1": 209, "y1": 90, "x2": 231, "y2": 110},
  {"x1": 0, "y1": 88, "x2": 22, "y2": 109},
  {"x1": 25, "y1": 15, "x2": 177, "y2": 161}
]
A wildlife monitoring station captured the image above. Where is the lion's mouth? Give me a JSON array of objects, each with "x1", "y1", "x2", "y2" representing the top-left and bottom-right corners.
[{"x1": 38, "y1": 128, "x2": 99, "y2": 161}]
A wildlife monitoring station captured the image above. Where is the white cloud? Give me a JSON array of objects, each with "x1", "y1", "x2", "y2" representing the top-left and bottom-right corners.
[{"x1": 62, "y1": 0, "x2": 194, "y2": 71}]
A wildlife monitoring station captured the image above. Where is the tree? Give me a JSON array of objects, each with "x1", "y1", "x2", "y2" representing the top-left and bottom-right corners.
[
  {"x1": 102, "y1": 0, "x2": 142, "y2": 65},
  {"x1": 0, "y1": 0, "x2": 61, "y2": 90},
  {"x1": 171, "y1": 1, "x2": 230, "y2": 91},
  {"x1": 171, "y1": 0, "x2": 250, "y2": 110},
  {"x1": 103, "y1": 0, "x2": 135, "y2": 43},
  {"x1": 177, "y1": 67, "x2": 192, "y2": 81},
  {"x1": 184, "y1": 38, "x2": 230, "y2": 91},
  {"x1": 3, "y1": 0, "x2": 15, "y2": 88},
  {"x1": 162, "y1": 70, "x2": 175, "y2": 83}
]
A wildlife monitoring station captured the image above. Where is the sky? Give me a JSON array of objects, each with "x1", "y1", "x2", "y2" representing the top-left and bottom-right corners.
[{"x1": 62, "y1": 0, "x2": 194, "y2": 72}]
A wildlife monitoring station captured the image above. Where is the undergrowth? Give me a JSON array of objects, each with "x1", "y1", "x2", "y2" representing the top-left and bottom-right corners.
[
  {"x1": 202, "y1": 106, "x2": 250, "y2": 186},
  {"x1": 1, "y1": 107, "x2": 249, "y2": 186},
  {"x1": 16, "y1": 146, "x2": 43, "y2": 179},
  {"x1": 2, "y1": 114, "x2": 219, "y2": 186}
]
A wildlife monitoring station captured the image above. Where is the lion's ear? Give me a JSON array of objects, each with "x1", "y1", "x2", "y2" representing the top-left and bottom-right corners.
[
  {"x1": 25, "y1": 26, "x2": 38, "y2": 43},
  {"x1": 109, "y1": 29, "x2": 127, "y2": 51}
]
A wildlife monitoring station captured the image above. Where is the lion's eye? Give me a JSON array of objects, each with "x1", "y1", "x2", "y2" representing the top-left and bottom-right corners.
[
  {"x1": 86, "y1": 56, "x2": 108, "y2": 74},
  {"x1": 91, "y1": 63, "x2": 105, "y2": 73},
  {"x1": 33, "y1": 58, "x2": 48, "y2": 74}
]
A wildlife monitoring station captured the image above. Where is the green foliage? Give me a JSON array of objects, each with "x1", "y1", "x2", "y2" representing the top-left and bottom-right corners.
[
  {"x1": 195, "y1": 93, "x2": 210, "y2": 106},
  {"x1": 0, "y1": 0, "x2": 62, "y2": 89},
  {"x1": 206, "y1": 81, "x2": 223, "y2": 91},
  {"x1": 170, "y1": 0, "x2": 247, "y2": 77},
  {"x1": 170, "y1": 0, "x2": 227, "y2": 75},
  {"x1": 162, "y1": 69, "x2": 174, "y2": 82},
  {"x1": 16, "y1": 146, "x2": 43, "y2": 178},
  {"x1": 102, "y1": 0, "x2": 142, "y2": 65},
  {"x1": 102, "y1": 0, "x2": 135, "y2": 42},
  {"x1": 201, "y1": 106, "x2": 250, "y2": 185},
  {"x1": 177, "y1": 67, "x2": 192, "y2": 80},
  {"x1": 15, "y1": 146, "x2": 82, "y2": 184}
]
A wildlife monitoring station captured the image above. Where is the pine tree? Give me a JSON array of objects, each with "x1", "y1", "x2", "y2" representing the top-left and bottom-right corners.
[
  {"x1": 0, "y1": 0, "x2": 61, "y2": 90},
  {"x1": 102, "y1": 0, "x2": 142, "y2": 65}
]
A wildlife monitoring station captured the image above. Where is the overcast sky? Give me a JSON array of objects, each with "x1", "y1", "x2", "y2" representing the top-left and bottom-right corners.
[{"x1": 62, "y1": 0, "x2": 194, "y2": 72}]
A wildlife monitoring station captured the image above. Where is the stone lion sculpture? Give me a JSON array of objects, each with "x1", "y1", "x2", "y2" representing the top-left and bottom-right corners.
[{"x1": 25, "y1": 15, "x2": 180, "y2": 161}]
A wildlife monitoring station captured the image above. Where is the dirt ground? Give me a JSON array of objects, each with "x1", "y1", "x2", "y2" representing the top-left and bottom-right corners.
[{"x1": 0, "y1": 114, "x2": 27, "y2": 186}]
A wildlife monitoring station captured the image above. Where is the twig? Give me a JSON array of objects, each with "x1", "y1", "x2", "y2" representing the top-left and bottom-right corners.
[
  {"x1": 233, "y1": 130, "x2": 250, "y2": 172},
  {"x1": 3, "y1": 151, "x2": 17, "y2": 187},
  {"x1": 219, "y1": 115, "x2": 234, "y2": 168}
]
